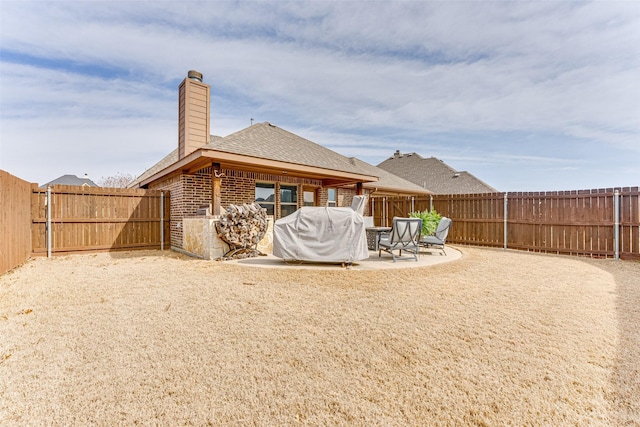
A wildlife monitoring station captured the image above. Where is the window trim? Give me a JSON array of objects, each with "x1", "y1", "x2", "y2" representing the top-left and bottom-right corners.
[
  {"x1": 303, "y1": 188, "x2": 316, "y2": 207},
  {"x1": 280, "y1": 184, "x2": 298, "y2": 217},
  {"x1": 327, "y1": 188, "x2": 337, "y2": 207},
  {"x1": 255, "y1": 182, "x2": 275, "y2": 216}
]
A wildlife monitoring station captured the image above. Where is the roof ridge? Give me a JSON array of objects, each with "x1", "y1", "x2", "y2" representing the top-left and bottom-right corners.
[{"x1": 206, "y1": 122, "x2": 369, "y2": 175}]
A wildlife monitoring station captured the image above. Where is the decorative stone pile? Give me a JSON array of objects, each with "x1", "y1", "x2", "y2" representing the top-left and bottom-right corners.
[{"x1": 216, "y1": 202, "x2": 268, "y2": 259}]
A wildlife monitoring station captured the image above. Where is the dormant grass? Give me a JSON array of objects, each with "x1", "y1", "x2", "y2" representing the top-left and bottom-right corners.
[{"x1": 1, "y1": 247, "x2": 638, "y2": 426}]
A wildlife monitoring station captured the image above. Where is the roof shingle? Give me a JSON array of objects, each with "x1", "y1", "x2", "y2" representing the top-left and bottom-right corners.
[
  {"x1": 205, "y1": 122, "x2": 366, "y2": 175},
  {"x1": 42, "y1": 174, "x2": 98, "y2": 188},
  {"x1": 377, "y1": 152, "x2": 498, "y2": 194}
]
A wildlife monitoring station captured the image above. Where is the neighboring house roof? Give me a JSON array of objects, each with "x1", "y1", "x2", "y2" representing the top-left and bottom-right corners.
[
  {"x1": 42, "y1": 174, "x2": 98, "y2": 188},
  {"x1": 377, "y1": 152, "x2": 498, "y2": 194},
  {"x1": 348, "y1": 157, "x2": 432, "y2": 196},
  {"x1": 132, "y1": 122, "x2": 379, "y2": 189}
]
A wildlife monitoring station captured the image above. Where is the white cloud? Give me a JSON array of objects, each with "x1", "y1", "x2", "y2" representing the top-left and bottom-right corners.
[{"x1": 1, "y1": 1, "x2": 638, "y2": 190}]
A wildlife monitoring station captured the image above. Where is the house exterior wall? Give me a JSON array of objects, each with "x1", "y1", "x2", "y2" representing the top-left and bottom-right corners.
[
  {"x1": 149, "y1": 166, "x2": 364, "y2": 253},
  {"x1": 316, "y1": 187, "x2": 358, "y2": 210},
  {"x1": 220, "y1": 168, "x2": 322, "y2": 208},
  {"x1": 148, "y1": 174, "x2": 184, "y2": 249}
]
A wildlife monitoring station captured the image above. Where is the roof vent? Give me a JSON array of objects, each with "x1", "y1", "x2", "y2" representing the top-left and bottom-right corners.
[
  {"x1": 187, "y1": 70, "x2": 203, "y2": 82},
  {"x1": 394, "y1": 150, "x2": 401, "y2": 158},
  {"x1": 453, "y1": 173, "x2": 460, "y2": 178}
]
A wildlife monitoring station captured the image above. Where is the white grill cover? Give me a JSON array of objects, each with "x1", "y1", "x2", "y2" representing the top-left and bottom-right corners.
[{"x1": 273, "y1": 206, "x2": 369, "y2": 262}]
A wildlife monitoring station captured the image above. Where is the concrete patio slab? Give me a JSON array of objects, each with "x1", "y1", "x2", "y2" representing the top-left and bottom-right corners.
[{"x1": 228, "y1": 246, "x2": 462, "y2": 270}]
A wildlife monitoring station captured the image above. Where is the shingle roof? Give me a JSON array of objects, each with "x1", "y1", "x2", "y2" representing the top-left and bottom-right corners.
[
  {"x1": 130, "y1": 123, "x2": 375, "y2": 188},
  {"x1": 377, "y1": 152, "x2": 498, "y2": 194},
  {"x1": 348, "y1": 157, "x2": 432, "y2": 195},
  {"x1": 205, "y1": 122, "x2": 366, "y2": 175},
  {"x1": 129, "y1": 149, "x2": 178, "y2": 188},
  {"x1": 42, "y1": 174, "x2": 98, "y2": 188}
]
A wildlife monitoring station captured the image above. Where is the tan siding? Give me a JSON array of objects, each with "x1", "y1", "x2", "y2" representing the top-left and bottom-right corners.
[{"x1": 178, "y1": 78, "x2": 210, "y2": 159}]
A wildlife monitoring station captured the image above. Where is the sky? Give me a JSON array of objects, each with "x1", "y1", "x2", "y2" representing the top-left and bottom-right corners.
[{"x1": 1, "y1": 1, "x2": 638, "y2": 192}]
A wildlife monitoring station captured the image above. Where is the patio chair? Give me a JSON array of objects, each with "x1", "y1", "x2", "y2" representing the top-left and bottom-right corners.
[
  {"x1": 378, "y1": 217, "x2": 423, "y2": 262},
  {"x1": 363, "y1": 216, "x2": 374, "y2": 228},
  {"x1": 420, "y1": 217, "x2": 452, "y2": 255}
]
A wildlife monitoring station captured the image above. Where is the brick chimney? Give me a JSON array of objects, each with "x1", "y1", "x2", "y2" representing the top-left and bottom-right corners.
[{"x1": 178, "y1": 70, "x2": 210, "y2": 159}]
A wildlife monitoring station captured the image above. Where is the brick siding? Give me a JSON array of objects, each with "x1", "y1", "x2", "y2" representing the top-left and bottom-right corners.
[{"x1": 149, "y1": 166, "x2": 361, "y2": 250}]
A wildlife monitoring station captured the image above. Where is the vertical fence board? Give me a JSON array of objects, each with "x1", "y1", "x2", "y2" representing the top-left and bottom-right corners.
[
  {"x1": 373, "y1": 186, "x2": 639, "y2": 260},
  {"x1": 0, "y1": 171, "x2": 33, "y2": 274},
  {"x1": 30, "y1": 185, "x2": 170, "y2": 255}
]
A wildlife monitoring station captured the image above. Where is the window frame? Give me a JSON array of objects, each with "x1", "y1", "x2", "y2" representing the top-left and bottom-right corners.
[
  {"x1": 327, "y1": 188, "x2": 337, "y2": 207},
  {"x1": 303, "y1": 188, "x2": 316, "y2": 207},
  {"x1": 280, "y1": 184, "x2": 298, "y2": 218},
  {"x1": 255, "y1": 182, "x2": 275, "y2": 216}
]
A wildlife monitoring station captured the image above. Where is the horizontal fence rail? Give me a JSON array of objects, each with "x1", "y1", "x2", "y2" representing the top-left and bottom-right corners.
[
  {"x1": 372, "y1": 187, "x2": 639, "y2": 260},
  {"x1": 31, "y1": 185, "x2": 170, "y2": 255}
]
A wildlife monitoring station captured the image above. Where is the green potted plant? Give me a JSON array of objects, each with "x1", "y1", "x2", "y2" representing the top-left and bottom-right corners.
[{"x1": 409, "y1": 209, "x2": 442, "y2": 237}]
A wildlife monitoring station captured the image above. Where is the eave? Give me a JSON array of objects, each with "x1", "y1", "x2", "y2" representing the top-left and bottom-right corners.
[
  {"x1": 139, "y1": 148, "x2": 378, "y2": 188},
  {"x1": 363, "y1": 183, "x2": 433, "y2": 197}
]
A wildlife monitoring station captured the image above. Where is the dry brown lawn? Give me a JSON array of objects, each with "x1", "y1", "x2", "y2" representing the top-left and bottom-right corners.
[{"x1": 0, "y1": 247, "x2": 638, "y2": 426}]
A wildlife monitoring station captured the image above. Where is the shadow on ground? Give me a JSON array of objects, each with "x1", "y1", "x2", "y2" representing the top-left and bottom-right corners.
[{"x1": 592, "y1": 259, "x2": 640, "y2": 425}]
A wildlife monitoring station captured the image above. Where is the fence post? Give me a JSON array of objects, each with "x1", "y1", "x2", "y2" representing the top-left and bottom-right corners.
[
  {"x1": 371, "y1": 197, "x2": 375, "y2": 224},
  {"x1": 614, "y1": 189, "x2": 620, "y2": 260},
  {"x1": 160, "y1": 191, "x2": 165, "y2": 251},
  {"x1": 430, "y1": 195, "x2": 433, "y2": 211},
  {"x1": 383, "y1": 197, "x2": 387, "y2": 227},
  {"x1": 46, "y1": 186, "x2": 52, "y2": 258},
  {"x1": 503, "y1": 193, "x2": 508, "y2": 251},
  {"x1": 411, "y1": 196, "x2": 414, "y2": 213}
]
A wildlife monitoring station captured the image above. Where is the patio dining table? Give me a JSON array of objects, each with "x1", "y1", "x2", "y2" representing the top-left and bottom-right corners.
[{"x1": 366, "y1": 226, "x2": 392, "y2": 251}]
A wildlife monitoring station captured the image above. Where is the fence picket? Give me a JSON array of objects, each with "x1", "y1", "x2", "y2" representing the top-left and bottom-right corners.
[
  {"x1": 30, "y1": 185, "x2": 170, "y2": 256},
  {"x1": 374, "y1": 187, "x2": 640, "y2": 260}
]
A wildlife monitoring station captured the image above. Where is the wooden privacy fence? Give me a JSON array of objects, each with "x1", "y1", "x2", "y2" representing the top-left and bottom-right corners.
[
  {"x1": 31, "y1": 185, "x2": 170, "y2": 256},
  {"x1": 372, "y1": 187, "x2": 640, "y2": 260},
  {"x1": 0, "y1": 171, "x2": 32, "y2": 274}
]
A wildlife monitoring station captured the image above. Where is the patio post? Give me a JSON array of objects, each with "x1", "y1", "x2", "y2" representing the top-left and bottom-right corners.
[{"x1": 212, "y1": 162, "x2": 222, "y2": 216}]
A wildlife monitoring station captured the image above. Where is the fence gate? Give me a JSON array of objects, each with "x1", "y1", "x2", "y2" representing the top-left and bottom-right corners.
[{"x1": 31, "y1": 185, "x2": 170, "y2": 255}]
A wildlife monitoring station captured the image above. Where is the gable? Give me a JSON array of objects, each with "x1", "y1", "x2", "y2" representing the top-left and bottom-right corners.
[
  {"x1": 132, "y1": 124, "x2": 379, "y2": 188},
  {"x1": 205, "y1": 122, "x2": 366, "y2": 176},
  {"x1": 42, "y1": 174, "x2": 98, "y2": 188}
]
